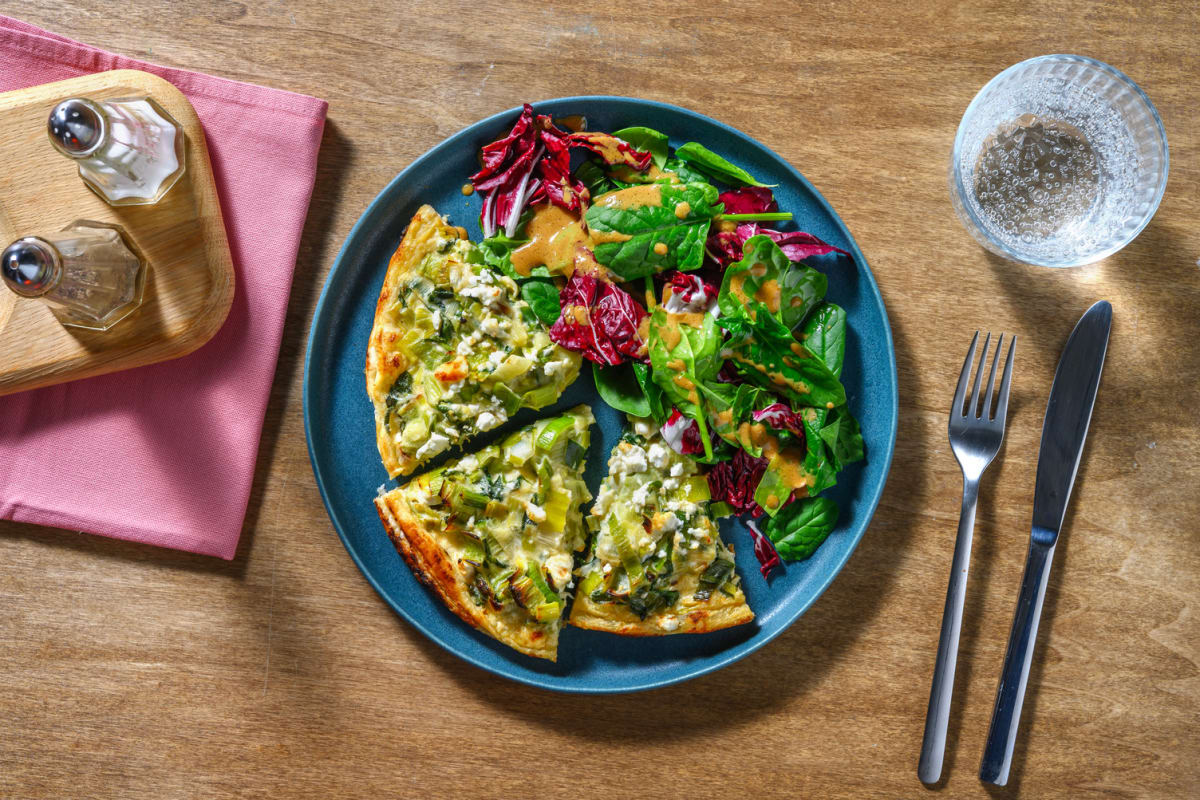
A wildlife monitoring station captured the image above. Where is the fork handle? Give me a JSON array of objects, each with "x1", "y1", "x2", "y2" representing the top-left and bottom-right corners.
[
  {"x1": 979, "y1": 539, "x2": 1056, "y2": 786},
  {"x1": 918, "y1": 478, "x2": 979, "y2": 784}
]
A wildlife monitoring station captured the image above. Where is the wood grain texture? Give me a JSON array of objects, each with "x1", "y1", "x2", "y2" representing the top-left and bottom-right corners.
[
  {"x1": 0, "y1": 69, "x2": 235, "y2": 395},
  {"x1": 1, "y1": 1, "x2": 1197, "y2": 798}
]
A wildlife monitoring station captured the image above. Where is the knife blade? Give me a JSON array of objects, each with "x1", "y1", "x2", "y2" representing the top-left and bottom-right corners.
[{"x1": 979, "y1": 300, "x2": 1112, "y2": 786}]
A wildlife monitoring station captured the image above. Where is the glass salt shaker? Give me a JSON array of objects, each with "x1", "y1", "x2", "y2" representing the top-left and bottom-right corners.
[
  {"x1": 47, "y1": 96, "x2": 185, "y2": 206},
  {"x1": 1, "y1": 221, "x2": 147, "y2": 331}
]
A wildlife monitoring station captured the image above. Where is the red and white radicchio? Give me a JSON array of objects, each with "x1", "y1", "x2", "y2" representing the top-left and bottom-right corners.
[
  {"x1": 660, "y1": 409, "x2": 707, "y2": 455},
  {"x1": 663, "y1": 271, "x2": 718, "y2": 314},
  {"x1": 549, "y1": 272, "x2": 648, "y2": 365}
]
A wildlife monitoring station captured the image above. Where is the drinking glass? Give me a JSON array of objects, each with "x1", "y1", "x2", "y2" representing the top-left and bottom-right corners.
[{"x1": 949, "y1": 55, "x2": 1168, "y2": 267}]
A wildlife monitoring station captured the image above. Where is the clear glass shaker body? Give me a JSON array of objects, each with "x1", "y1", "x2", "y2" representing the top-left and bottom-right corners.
[
  {"x1": 1, "y1": 221, "x2": 146, "y2": 331},
  {"x1": 47, "y1": 96, "x2": 186, "y2": 206}
]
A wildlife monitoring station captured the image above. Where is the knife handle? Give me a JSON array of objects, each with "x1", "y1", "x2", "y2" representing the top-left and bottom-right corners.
[{"x1": 979, "y1": 537, "x2": 1056, "y2": 786}]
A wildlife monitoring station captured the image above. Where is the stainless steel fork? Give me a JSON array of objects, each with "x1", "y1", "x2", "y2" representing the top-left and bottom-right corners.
[{"x1": 918, "y1": 332, "x2": 1016, "y2": 784}]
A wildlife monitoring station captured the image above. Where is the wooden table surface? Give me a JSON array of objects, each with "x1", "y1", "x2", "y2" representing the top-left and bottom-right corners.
[{"x1": 2, "y1": 2, "x2": 1197, "y2": 797}]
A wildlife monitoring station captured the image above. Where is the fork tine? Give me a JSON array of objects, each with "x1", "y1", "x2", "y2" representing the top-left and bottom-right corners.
[
  {"x1": 970, "y1": 332, "x2": 992, "y2": 417},
  {"x1": 994, "y1": 335, "x2": 1016, "y2": 423},
  {"x1": 952, "y1": 331, "x2": 980, "y2": 416},
  {"x1": 982, "y1": 334, "x2": 1004, "y2": 419}
]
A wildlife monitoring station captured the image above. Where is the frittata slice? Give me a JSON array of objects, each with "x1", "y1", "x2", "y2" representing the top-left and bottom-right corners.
[
  {"x1": 366, "y1": 205, "x2": 582, "y2": 477},
  {"x1": 375, "y1": 406, "x2": 594, "y2": 661},
  {"x1": 570, "y1": 416, "x2": 755, "y2": 635}
]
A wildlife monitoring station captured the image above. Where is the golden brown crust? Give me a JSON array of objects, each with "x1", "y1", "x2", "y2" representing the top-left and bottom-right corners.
[
  {"x1": 568, "y1": 588, "x2": 754, "y2": 636},
  {"x1": 568, "y1": 585, "x2": 753, "y2": 633},
  {"x1": 374, "y1": 488, "x2": 558, "y2": 661},
  {"x1": 365, "y1": 205, "x2": 461, "y2": 478}
]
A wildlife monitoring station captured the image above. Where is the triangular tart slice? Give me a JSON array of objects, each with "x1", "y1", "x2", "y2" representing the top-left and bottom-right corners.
[
  {"x1": 366, "y1": 205, "x2": 581, "y2": 477},
  {"x1": 375, "y1": 406, "x2": 594, "y2": 661},
  {"x1": 570, "y1": 416, "x2": 754, "y2": 635}
]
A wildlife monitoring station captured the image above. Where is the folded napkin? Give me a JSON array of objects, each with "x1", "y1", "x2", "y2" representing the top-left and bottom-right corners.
[{"x1": 0, "y1": 16, "x2": 327, "y2": 559}]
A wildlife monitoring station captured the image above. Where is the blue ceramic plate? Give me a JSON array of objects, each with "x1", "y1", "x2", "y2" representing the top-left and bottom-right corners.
[{"x1": 304, "y1": 97, "x2": 897, "y2": 693}]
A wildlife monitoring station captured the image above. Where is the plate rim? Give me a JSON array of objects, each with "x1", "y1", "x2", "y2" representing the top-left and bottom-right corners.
[{"x1": 303, "y1": 95, "x2": 899, "y2": 694}]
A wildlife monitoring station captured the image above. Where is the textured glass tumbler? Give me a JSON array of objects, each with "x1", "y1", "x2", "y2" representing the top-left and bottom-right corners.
[{"x1": 950, "y1": 55, "x2": 1168, "y2": 267}]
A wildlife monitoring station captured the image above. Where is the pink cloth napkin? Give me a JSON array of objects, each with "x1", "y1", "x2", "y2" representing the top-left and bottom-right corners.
[{"x1": 0, "y1": 16, "x2": 327, "y2": 559}]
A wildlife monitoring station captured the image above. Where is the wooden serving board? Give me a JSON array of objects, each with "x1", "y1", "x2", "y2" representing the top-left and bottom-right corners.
[{"x1": 0, "y1": 69, "x2": 234, "y2": 396}]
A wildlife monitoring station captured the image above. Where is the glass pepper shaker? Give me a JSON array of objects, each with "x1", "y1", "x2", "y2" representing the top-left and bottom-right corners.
[
  {"x1": 1, "y1": 221, "x2": 147, "y2": 331},
  {"x1": 47, "y1": 96, "x2": 185, "y2": 206}
]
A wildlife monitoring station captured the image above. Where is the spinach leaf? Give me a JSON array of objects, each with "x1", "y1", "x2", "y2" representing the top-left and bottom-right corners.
[
  {"x1": 723, "y1": 309, "x2": 847, "y2": 409},
  {"x1": 719, "y1": 235, "x2": 827, "y2": 333},
  {"x1": 802, "y1": 407, "x2": 838, "y2": 494},
  {"x1": 648, "y1": 308, "x2": 724, "y2": 458},
  {"x1": 764, "y1": 496, "x2": 840, "y2": 560},
  {"x1": 818, "y1": 405, "x2": 865, "y2": 469},
  {"x1": 800, "y1": 302, "x2": 847, "y2": 377},
  {"x1": 675, "y1": 141, "x2": 771, "y2": 187},
  {"x1": 612, "y1": 126, "x2": 669, "y2": 168},
  {"x1": 520, "y1": 278, "x2": 561, "y2": 327},
  {"x1": 661, "y1": 156, "x2": 709, "y2": 185},
  {"x1": 585, "y1": 182, "x2": 719, "y2": 280},
  {"x1": 711, "y1": 383, "x2": 770, "y2": 455},
  {"x1": 479, "y1": 233, "x2": 527, "y2": 280},
  {"x1": 592, "y1": 361, "x2": 651, "y2": 418},
  {"x1": 632, "y1": 361, "x2": 668, "y2": 424},
  {"x1": 574, "y1": 159, "x2": 615, "y2": 196}
]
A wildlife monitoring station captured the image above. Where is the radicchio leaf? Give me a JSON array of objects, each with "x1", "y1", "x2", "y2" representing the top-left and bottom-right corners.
[
  {"x1": 661, "y1": 408, "x2": 707, "y2": 455},
  {"x1": 549, "y1": 271, "x2": 648, "y2": 365},
  {"x1": 662, "y1": 271, "x2": 718, "y2": 313},
  {"x1": 745, "y1": 518, "x2": 782, "y2": 578},
  {"x1": 751, "y1": 403, "x2": 806, "y2": 438},
  {"x1": 471, "y1": 105, "x2": 591, "y2": 237},
  {"x1": 717, "y1": 187, "x2": 777, "y2": 215},
  {"x1": 706, "y1": 448, "x2": 768, "y2": 513},
  {"x1": 566, "y1": 131, "x2": 653, "y2": 170},
  {"x1": 710, "y1": 224, "x2": 852, "y2": 267}
]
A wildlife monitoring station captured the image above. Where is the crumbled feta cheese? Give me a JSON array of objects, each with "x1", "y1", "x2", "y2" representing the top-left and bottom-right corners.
[
  {"x1": 689, "y1": 540, "x2": 699, "y2": 550},
  {"x1": 543, "y1": 357, "x2": 572, "y2": 379},
  {"x1": 646, "y1": 442, "x2": 672, "y2": 470},
  {"x1": 487, "y1": 350, "x2": 506, "y2": 369},
  {"x1": 480, "y1": 315, "x2": 504, "y2": 338},
  {"x1": 687, "y1": 525, "x2": 707, "y2": 540},
  {"x1": 477, "y1": 410, "x2": 503, "y2": 431},
  {"x1": 602, "y1": 562, "x2": 613, "y2": 574},
  {"x1": 669, "y1": 462, "x2": 685, "y2": 477},
  {"x1": 456, "y1": 330, "x2": 483, "y2": 358},
  {"x1": 415, "y1": 432, "x2": 450, "y2": 460},
  {"x1": 630, "y1": 417, "x2": 658, "y2": 438},
  {"x1": 610, "y1": 442, "x2": 649, "y2": 475},
  {"x1": 630, "y1": 483, "x2": 651, "y2": 508},
  {"x1": 657, "y1": 514, "x2": 681, "y2": 534},
  {"x1": 457, "y1": 455, "x2": 479, "y2": 473},
  {"x1": 663, "y1": 477, "x2": 680, "y2": 492},
  {"x1": 461, "y1": 283, "x2": 504, "y2": 309},
  {"x1": 659, "y1": 615, "x2": 680, "y2": 632},
  {"x1": 656, "y1": 549, "x2": 667, "y2": 558},
  {"x1": 664, "y1": 498, "x2": 698, "y2": 515},
  {"x1": 544, "y1": 553, "x2": 573, "y2": 591},
  {"x1": 591, "y1": 485, "x2": 615, "y2": 518}
]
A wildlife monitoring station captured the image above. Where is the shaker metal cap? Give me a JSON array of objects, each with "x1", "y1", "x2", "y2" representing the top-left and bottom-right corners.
[
  {"x1": 1, "y1": 237, "x2": 61, "y2": 297},
  {"x1": 47, "y1": 97, "x2": 106, "y2": 157}
]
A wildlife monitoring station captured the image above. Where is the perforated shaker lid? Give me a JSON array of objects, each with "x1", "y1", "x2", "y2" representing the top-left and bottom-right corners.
[
  {"x1": 1, "y1": 237, "x2": 61, "y2": 297},
  {"x1": 47, "y1": 97, "x2": 107, "y2": 158}
]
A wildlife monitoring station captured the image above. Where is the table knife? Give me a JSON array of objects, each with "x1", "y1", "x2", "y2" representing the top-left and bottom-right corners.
[{"x1": 979, "y1": 300, "x2": 1112, "y2": 786}]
